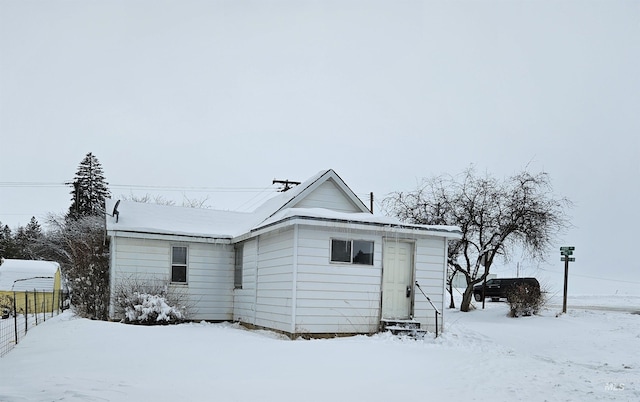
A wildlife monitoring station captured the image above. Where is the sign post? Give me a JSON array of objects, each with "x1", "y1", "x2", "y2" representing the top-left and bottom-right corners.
[{"x1": 560, "y1": 246, "x2": 576, "y2": 313}]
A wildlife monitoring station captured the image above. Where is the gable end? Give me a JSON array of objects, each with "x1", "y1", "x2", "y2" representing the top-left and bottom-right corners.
[{"x1": 293, "y1": 178, "x2": 364, "y2": 213}]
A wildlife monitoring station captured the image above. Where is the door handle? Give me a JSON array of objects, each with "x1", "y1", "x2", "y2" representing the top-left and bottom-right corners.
[{"x1": 406, "y1": 285, "x2": 411, "y2": 298}]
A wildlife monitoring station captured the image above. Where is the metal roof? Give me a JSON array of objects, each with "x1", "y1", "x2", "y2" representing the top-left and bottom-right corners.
[{"x1": 0, "y1": 259, "x2": 60, "y2": 292}]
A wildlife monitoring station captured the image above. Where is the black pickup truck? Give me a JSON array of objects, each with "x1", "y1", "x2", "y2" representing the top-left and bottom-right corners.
[{"x1": 473, "y1": 277, "x2": 540, "y2": 302}]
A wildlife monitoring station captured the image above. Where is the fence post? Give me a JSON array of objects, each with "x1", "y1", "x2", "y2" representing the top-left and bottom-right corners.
[
  {"x1": 13, "y1": 291, "x2": 18, "y2": 346},
  {"x1": 34, "y1": 291, "x2": 38, "y2": 325},
  {"x1": 51, "y1": 291, "x2": 55, "y2": 318},
  {"x1": 24, "y1": 292, "x2": 28, "y2": 334},
  {"x1": 43, "y1": 293, "x2": 46, "y2": 322}
]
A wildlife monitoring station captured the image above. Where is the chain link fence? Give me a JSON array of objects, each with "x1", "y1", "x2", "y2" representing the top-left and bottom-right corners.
[{"x1": 0, "y1": 290, "x2": 69, "y2": 357}]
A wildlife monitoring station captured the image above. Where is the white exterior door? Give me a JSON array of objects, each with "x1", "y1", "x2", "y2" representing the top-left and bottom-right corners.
[{"x1": 381, "y1": 240, "x2": 414, "y2": 319}]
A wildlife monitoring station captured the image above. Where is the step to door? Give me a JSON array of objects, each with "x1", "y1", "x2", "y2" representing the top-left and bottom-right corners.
[{"x1": 380, "y1": 319, "x2": 428, "y2": 339}]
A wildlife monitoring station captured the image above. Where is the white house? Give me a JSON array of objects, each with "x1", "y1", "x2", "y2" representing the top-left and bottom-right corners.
[{"x1": 105, "y1": 169, "x2": 461, "y2": 337}]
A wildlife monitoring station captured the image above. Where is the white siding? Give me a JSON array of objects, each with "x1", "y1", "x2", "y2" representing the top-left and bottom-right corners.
[
  {"x1": 294, "y1": 227, "x2": 382, "y2": 334},
  {"x1": 413, "y1": 237, "x2": 446, "y2": 333},
  {"x1": 253, "y1": 229, "x2": 294, "y2": 333},
  {"x1": 110, "y1": 236, "x2": 234, "y2": 321},
  {"x1": 294, "y1": 179, "x2": 362, "y2": 212},
  {"x1": 233, "y1": 239, "x2": 257, "y2": 323}
]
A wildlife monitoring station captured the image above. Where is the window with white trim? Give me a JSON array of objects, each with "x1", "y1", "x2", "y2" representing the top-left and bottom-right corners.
[
  {"x1": 330, "y1": 239, "x2": 374, "y2": 265},
  {"x1": 234, "y1": 245, "x2": 243, "y2": 289},
  {"x1": 171, "y1": 246, "x2": 188, "y2": 283}
]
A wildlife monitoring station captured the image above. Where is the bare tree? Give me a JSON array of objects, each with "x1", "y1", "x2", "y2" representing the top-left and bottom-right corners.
[
  {"x1": 40, "y1": 214, "x2": 110, "y2": 320},
  {"x1": 121, "y1": 193, "x2": 176, "y2": 206},
  {"x1": 384, "y1": 167, "x2": 571, "y2": 312},
  {"x1": 121, "y1": 192, "x2": 210, "y2": 208}
]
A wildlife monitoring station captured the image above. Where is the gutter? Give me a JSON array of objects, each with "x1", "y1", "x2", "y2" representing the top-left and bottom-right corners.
[
  {"x1": 106, "y1": 230, "x2": 232, "y2": 244},
  {"x1": 232, "y1": 215, "x2": 462, "y2": 243}
]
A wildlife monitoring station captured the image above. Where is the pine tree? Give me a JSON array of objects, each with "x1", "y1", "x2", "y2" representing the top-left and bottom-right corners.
[
  {"x1": 0, "y1": 223, "x2": 14, "y2": 259},
  {"x1": 24, "y1": 216, "x2": 42, "y2": 240},
  {"x1": 13, "y1": 217, "x2": 44, "y2": 259},
  {"x1": 68, "y1": 152, "x2": 111, "y2": 220}
]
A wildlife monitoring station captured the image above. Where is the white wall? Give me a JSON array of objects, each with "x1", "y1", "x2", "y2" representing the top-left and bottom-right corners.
[
  {"x1": 294, "y1": 226, "x2": 382, "y2": 334},
  {"x1": 253, "y1": 228, "x2": 295, "y2": 333},
  {"x1": 236, "y1": 226, "x2": 449, "y2": 336},
  {"x1": 413, "y1": 237, "x2": 446, "y2": 333},
  {"x1": 110, "y1": 236, "x2": 234, "y2": 321},
  {"x1": 233, "y1": 238, "x2": 257, "y2": 324},
  {"x1": 294, "y1": 179, "x2": 362, "y2": 212}
]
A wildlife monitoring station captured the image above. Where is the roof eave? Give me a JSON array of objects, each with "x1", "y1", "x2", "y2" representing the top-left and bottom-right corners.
[{"x1": 232, "y1": 215, "x2": 462, "y2": 243}]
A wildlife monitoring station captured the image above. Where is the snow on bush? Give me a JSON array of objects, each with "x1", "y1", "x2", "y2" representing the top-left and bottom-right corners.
[
  {"x1": 124, "y1": 292, "x2": 185, "y2": 325},
  {"x1": 114, "y1": 275, "x2": 192, "y2": 325},
  {"x1": 507, "y1": 284, "x2": 543, "y2": 317}
]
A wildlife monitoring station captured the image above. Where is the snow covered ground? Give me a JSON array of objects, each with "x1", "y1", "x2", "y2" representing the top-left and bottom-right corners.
[{"x1": 0, "y1": 296, "x2": 638, "y2": 401}]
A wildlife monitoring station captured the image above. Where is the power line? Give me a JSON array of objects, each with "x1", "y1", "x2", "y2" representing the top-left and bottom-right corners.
[
  {"x1": 0, "y1": 181, "x2": 269, "y2": 193},
  {"x1": 538, "y1": 266, "x2": 640, "y2": 285}
]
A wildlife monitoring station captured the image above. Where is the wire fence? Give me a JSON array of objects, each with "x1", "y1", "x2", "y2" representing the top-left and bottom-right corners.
[{"x1": 0, "y1": 290, "x2": 69, "y2": 357}]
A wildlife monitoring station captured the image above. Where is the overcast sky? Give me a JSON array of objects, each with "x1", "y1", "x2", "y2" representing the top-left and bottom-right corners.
[{"x1": 1, "y1": 1, "x2": 638, "y2": 295}]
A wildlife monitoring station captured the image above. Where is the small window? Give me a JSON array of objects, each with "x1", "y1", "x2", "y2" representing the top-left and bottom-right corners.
[
  {"x1": 234, "y1": 245, "x2": 243, "y2": 289},
  {"x1": 352, "y1": 240, "x2": 374, "y2": 265},
  {"x1": 331, "y1": 239, "x2": 351, "y2": 263},
  {"x1": 331, "y1": 239, "x2": 374, "y2": 265},
  {"x1": 171, "y1": 246, "x2": 188, "y2": 283}
]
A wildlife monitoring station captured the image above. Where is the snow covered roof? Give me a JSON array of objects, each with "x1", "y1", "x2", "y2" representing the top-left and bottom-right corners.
[
  {"x1": 105, "y1": 169, "x2": 462, "y2": 240},
  {"x1": 254, "y1": 207, "x2": 462, "y2": 236},
  {"x1": 0, "y1": 259, "x2": 60, "y2": 292},
  {"x1": 105, "y1": 199, "x2": 255, "y2": 239}
]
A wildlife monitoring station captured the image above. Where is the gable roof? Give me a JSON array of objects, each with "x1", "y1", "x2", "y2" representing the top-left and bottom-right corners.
[
  {"x1": 105, "y1": 169, "x2": 462, "y2": 240},
  {"x1": 252, "y1": 169, "x2": 370, "y2": 221},
  {"x1": 0, "y1": 259, "x2": 60, "y2": 292},
  {"x1": 106, "y1": 169, "x2": 368, "y2": 239}
]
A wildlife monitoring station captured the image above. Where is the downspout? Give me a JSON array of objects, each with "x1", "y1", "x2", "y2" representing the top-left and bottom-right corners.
[
  {"x1": 441, "y1": 237, "x2": 449, "y2": 332},
  {"x1": 108, "y1": 235, "x2": 116, "y2": 318},
  {"x1": 254, "y1": 237, "x2": 259, "y2": 325},
  {"x1": 291, "y1": 225, "x2": 299, "y2": 335}
]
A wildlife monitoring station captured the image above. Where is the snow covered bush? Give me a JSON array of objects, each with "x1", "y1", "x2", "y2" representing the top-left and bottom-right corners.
[
  {"x1": 0, "y1": 295, "x2": 14, "y2": 319},
  {"x1": 114, "y1": 275, "x2": 192, "y2": 325},
  {"x1": 507, "y1": 283, "x2": 543, "y2": 317},
  {"x1": 124, "y1": 293, "x2": 184, "y2": 325}
]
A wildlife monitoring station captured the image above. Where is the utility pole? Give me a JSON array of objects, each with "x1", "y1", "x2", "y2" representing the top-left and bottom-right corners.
[
  {"x1": 560, "y1": 246, "x2": 576, "y2": 313},
  {"x1": 272, "y1": 179, "x2": 301, "y2": 192},
  {"x1": 370, "y1": 192, "x2": 374, "y2": 214}
]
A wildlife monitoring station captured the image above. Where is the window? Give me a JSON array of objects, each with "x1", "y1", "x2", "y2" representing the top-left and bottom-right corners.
[
  {"x1": 331, "y1": 239, "x2": 374, "y2": 265},
  {"x1": 171, "y1": 246, "x2": 188, "y2": 283},
  {"x1": 352, "y1": 240, "x2": 374, "y2": 265},
  {"x1": 234, "y1": 245, "x2": 243, "y2": 289}
]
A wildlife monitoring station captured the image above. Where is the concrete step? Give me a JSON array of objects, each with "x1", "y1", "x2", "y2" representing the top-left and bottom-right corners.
[{"x1": 380, "y1": 319, "x2": 428, "y2": 338}]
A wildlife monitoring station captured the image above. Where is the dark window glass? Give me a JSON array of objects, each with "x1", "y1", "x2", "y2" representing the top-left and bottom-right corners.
[
  {"x1": 171, "y1": 265, "x2": 187, "y2": 283},
  {"x1": 171, "y1": 246, "x2": 187, "y2": 283},
  {"x1": 331, "y1": 239, "x2": 351, "y2": 263},
  {"x1": 352, "y1": 240, "x2": 374, "y2": 265},
  {"x1": 234, "y1": 245, "x2": 243, "y2": 289}
]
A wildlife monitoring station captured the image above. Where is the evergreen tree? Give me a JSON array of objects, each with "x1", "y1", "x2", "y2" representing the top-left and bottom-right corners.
[
  {"x1": 0, "y1": 223, "x2": 17, "y2": 259},
  {"x1": 13, "y1": 217, "x2": 44, "y2": 259},
  {"x1": 68, "y1": 152, "x2": 111, "y2": 220}
]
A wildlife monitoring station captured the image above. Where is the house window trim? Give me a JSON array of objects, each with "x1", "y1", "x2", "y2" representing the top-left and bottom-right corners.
[
  {"x1": 330, "y1": 238, "x2": 374, "y2": 266},
  {"x1": 171, "y1": 245, "x2": 188, "y2": 285}
]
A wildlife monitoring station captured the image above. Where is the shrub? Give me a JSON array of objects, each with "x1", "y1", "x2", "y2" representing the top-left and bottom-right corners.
[
  {"x1": 114, "y1": 275, "x2": 192, "y2": 325},
  {"x1": 507, "y1": 283, "x2": 543, "y2": 317},
  {"x1": 124, "y1": 293, "x2": 184, "y2": 325},
  {"x1": 0, "y1": 295, "x2": 14, "y2": 319}
]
